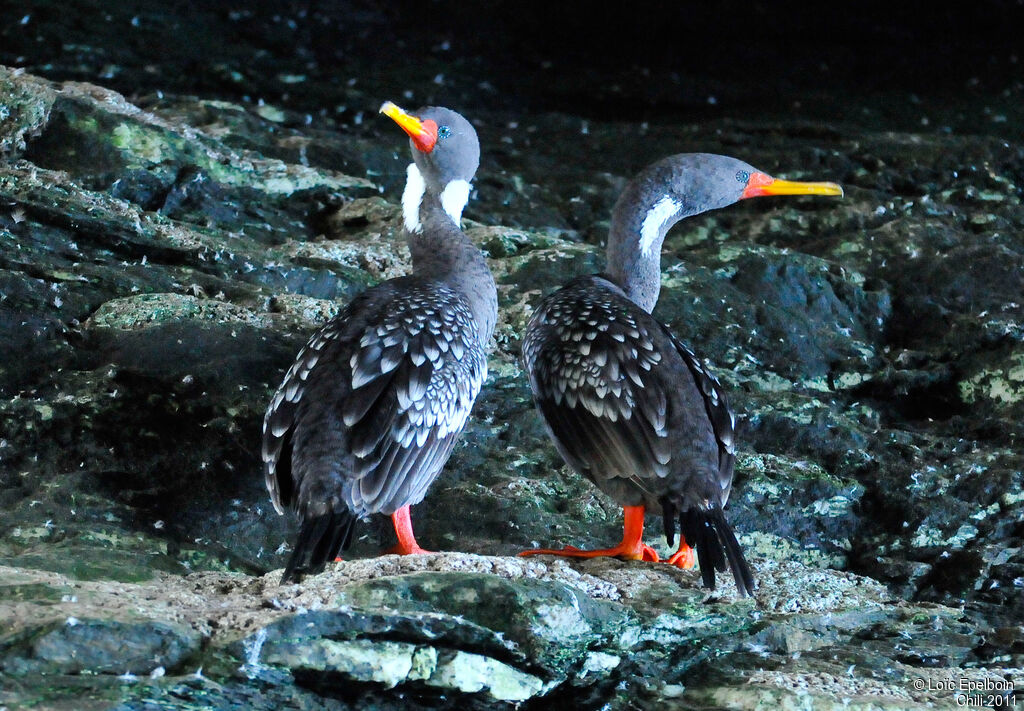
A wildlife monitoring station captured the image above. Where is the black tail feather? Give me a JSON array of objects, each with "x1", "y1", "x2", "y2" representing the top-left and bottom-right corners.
[
  {"x1": 661, "y1": 498, "x2": 678, "y2": 548},
  {"x1": 281, "y1": 510, "x2": 357, "y2": 584},
  {"x1": 675, "y1": 505, "x2": 756, "y2": 597}
]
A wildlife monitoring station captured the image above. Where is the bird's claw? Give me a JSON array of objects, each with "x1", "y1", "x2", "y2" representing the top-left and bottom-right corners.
[{"x1": 666, "y1": 544, "x2": 695, "y2": 569}]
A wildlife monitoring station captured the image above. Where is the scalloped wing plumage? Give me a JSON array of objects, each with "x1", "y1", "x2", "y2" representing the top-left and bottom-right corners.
[
  {"x1": 523, "y1": 276, "x2": 735, "y2": 507},
  {"x1": 523, "y1": 275, "x2": 753, "y2": 595},
  {"x1": 262, "y1": 279, "x2": 486, "y2": 521}
]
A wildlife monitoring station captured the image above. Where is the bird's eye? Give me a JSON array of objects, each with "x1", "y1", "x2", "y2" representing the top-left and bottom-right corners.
[
  {"x1": 438, "y1": 125, "x2": 452, "y2": 139},
  {"x1": 736, "y1": 170, "x2": 750, "y2": 183}
]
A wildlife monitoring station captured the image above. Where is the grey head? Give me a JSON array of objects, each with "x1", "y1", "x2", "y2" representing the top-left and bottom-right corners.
[
  {"x1": 607, "y1": 152, "x2": 843, "y2": 312},
  {"x1": 624, "y1": 154, "x2": 761, "y2": 224},
  {"x1": 378, "y1": 101, "x2": 496, "y2": 340},
  {"x1": 380, "y1": 102, "x2": 478, "y2": 189},
  {"x1": 380, "y1": 102, "x2": 480, "y2": 230},
  {"x1": 621, "y1": 153, "x2": 842, "y2": 220},
  {"x1": 409, "y1": 106, "x2": 479, "y2": 191}
]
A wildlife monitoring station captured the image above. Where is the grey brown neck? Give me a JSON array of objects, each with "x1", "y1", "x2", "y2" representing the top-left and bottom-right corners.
[
  {"x1": 605, "y1": 171, "x2": 688, "y2": 313},
  {"x1": 404, "y1": 180, "x2": 497, "y2": 344},
  {"x1": 605, "y1": 155, "x2": 740, "y2": 313}
]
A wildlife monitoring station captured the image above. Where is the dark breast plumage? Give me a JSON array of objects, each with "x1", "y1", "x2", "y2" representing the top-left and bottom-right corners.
[{"x1": 262, "y1": 276, "x2": 487, "y2": 523}]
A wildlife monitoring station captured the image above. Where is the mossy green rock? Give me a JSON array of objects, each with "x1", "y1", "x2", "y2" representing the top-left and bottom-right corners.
[
  {"x1": 3, "y1": 555, "x2": 994, "y2": 710},
  {"x1": 245, "y1": 607, "x2": 544, "y2": 702},
  {"x1": 336, "y1": 571, "x2": 630, "y2": 676}
]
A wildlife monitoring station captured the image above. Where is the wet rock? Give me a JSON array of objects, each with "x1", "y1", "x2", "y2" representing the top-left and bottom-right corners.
[
  {"x1": 248, "y1": 608, "x2": 543, "y2": 702},
  {"x1": 0, "y1": 68, "x2": 53, "y2": 155},
  {"x1": 334, "y1": 571, "x2": 630, "y2": 681},
  {"x1": 0, "y1": 617, "x2": 200, "y2": 676},
  {"x1": 1, "y1": 556, "x2": 967, "y2": 710},
  {"x1": 8, "y1": 68, "x2": 371, "y2": 200},
  {"x1": 959, "y1": 345, "x2": 1024, "y2": 414}
]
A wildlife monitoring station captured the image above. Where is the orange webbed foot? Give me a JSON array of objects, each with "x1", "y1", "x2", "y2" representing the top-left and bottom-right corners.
[
  {"x1": 639, "y1": 542, "x2": 661, "y2": 562},
  {"x1": 519, "y1": 506, "x2": 661, "y2": 563},
  {"x1": 386, "y1": 505, "x2": 432, "y2": 556},
  {"x1": 666, "y1": 542, "x2": 695, "y2": 569}
]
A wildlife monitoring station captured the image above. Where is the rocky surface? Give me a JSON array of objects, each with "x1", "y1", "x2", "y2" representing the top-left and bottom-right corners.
[
  {"x1": 1, "y1": 556, "x2": 1008, "y2": 710},
  {"x1": 1, "y1": 3, "x2": 1023, "y2": 707}
]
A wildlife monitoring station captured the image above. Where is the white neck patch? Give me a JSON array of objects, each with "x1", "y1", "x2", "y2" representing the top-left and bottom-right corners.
[
  {"x1": 402, "y1": 163, "x2": 426, "y2": 233},
  {"x1": 440, "y1": 179, "x2": 471, "y2": 225},
  {"x1": 638, "y1": 196, "x2": 682, "y2": 257},
  {"x1": 402, "y1": 166, "x2": 471, "y2": 232}
]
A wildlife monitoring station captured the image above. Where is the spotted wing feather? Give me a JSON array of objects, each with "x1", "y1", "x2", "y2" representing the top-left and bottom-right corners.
[
  {"x1": 262, "y1": 291, "x2": 374, "y2": 515},
  {"x1": 663, "y1": 329, "x2": 736, "y2": 505},
  {"x1": 523, "y1": 278, "x2": 674, "y2": 493},
  {"x1": 524, "y1": 276, "x2": 752, "y2": 595},
  {"x1": 523, "y1": 276, "x2": 735, "y2": 504},
  {"x1": 262, "y1": 280, "x2": 486, "y2": 522}
]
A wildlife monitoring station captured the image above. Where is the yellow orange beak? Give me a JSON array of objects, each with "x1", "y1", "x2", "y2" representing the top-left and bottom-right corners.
[
  {"x1": 742, "y1": 172, "x2": 844, "y2": 200},
  {"x1": 380, "y1": 101, "x2": 438, "y2": 153}
]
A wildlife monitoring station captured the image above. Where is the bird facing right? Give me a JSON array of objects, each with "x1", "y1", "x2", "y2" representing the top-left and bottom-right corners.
[{"x1": 520, "y1": 153, "x2": 843, "y2": 596}]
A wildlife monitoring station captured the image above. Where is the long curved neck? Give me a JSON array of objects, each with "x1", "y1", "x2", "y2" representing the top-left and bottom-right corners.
[
  {"x1": 605, "y1": 155, "x2": 738, "y2": 313},
  {"x1": 401, "y1": 164, "x2": 497, "y2": 343},
  {"x1": 605, "y1": 175, "x2": 690, "y2": 314}
]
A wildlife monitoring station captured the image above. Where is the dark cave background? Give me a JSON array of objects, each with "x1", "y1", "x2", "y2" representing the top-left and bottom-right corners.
[{"x1": 4, "y1": 1, "x2": 1021, "y2": 131}]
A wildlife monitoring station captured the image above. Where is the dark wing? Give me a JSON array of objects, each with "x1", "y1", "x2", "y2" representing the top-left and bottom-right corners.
[
  {"x1": 262, "y1": 290, "x2": 373, "y2": 516},
  {"x1": 663, "y1": 328, "x2": 737, "y2": 506},
  {"x1": 523, "y1": 281, "x2": 674, "y2": 496},
  {"x1": 524, "y1": 278, "x2": 753, "y2": 595},
  {"x1": 342, "y1": 294, "x2": 486, "y2": 513},
  {"x1": 523, "y1": 277, "x2": 736, "y2": 505},
  {"x1": 262, "y1": 280, "x2": 486, "y2": 520}
]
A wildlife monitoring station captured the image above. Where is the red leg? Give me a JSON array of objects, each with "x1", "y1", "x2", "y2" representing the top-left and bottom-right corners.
[
  {"x1": 384, "y1": 504, "x2": 433, "y2": 555},
  {"x1": 519, "y1": 505, "x2": 660, "y2": 562},
  {"x1": 666, "y1": 535, "x2": 695, "y2": 569}
]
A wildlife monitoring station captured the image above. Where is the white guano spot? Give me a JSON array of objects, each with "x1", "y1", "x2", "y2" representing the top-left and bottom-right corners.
[
  {"x1": 240, "y1": 627, "x2": 268, "y2": 678},
  {"x1": 638, "y1": 196, "x2": 681, "y2": 257},
  {"x1": 402, "y1": 163, "x2": 426, "y2": 233},
  {"x1": 439, "y1": 179, "x2": 471, "y2": 225}
]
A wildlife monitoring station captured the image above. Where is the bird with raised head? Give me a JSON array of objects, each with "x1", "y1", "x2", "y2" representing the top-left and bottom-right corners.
[
  {"x1": 520, "y1": 153, "x2": 843, "y2": 596},
  {"x1": 262, "y1": 103, "x2": 497, "y2": 583}
]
